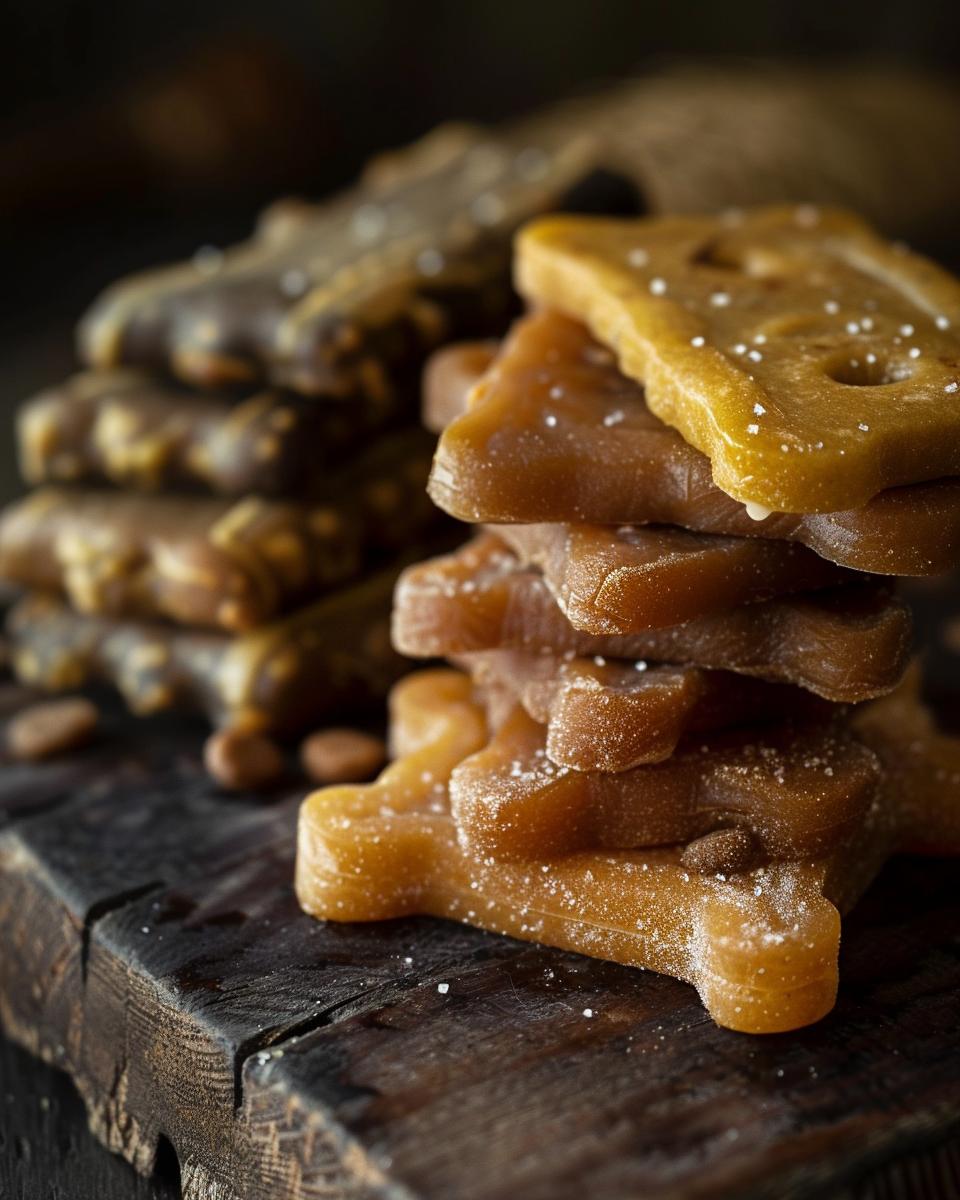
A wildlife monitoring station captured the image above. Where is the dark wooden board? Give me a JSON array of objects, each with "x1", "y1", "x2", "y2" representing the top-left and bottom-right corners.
[
  {"x1": 1, "y1": 699, "x2": 959, "y2": 1200},
  {"x1": 0, "y1": 1030, "x2": 181, "y2": 1200}
]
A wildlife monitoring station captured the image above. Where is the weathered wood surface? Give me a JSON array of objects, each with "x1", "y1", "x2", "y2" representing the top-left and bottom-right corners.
[
  {"x1": 0, "y1": 1029, "x2": 181, "y2": 1200},
  {"x1": 0, "y1": 692, "x2": 959, "y2": 1200}
]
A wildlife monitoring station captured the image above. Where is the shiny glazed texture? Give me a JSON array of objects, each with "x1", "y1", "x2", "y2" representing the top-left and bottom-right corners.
[
  {"x1": 392, "y1": 535, "x2": 912, "y2": 702},
  {"x1": 516, "y1": 208, "x2": 960, "y2": 512},
  {"x1": 429, "y1": 313, "x2": 960, "y2": 575},
  {"x1": 449, "y1": 702, "x2": 879, "y2": 862},
  {"x1": 462, "y1": 650, "x2": 831, "y2": 771},
  {"x1": 496, "y1": 521, "x2": 852, "y2": 634},
  {"x1": 297, "y1": 669, "x2": 960, "y2": 1033}
]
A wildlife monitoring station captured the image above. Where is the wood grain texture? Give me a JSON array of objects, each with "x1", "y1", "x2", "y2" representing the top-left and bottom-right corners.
[
  {"x1": 0, "y1": 1031, "x2": 181, "y2": 1200},
  {"x1": 0, "y1": 702, "x2": 958, "y2": 1200}
]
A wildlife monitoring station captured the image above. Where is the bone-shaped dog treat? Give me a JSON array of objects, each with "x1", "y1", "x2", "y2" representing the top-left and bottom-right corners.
[
  {"x1": 17, "y1": 369, "x2": 395, "y2": 496},
  {"x1": 449, "y1": 702, "x2": 878, "y2": 862},
  {"x1": 76, "y1": 121, "x2": 600, "y2": 394},
  {"x1": 297, "y1": 668, "x2": 960, "y2": 1033},
  {"x1": 515, "y1": 208, "x2": 960, "y2": 513},
  {"x1": 462, "y1": 650, "x2": 831, "y2": 771},
  {"x1": 392, "y1": 535, "x2": 911, "y2": 702},
  {"x1": 496, "y1": 522, "x2": 852, "y2": 634},
  {"x1": 0, "y1": 433, "x2": 436, "y2": 632},
  {"x1": 7, "y1": 572, "x2": 404, "y2": 734},
  {"x1": 428, "y1": 313, "x2": 960, "y2": 575}
]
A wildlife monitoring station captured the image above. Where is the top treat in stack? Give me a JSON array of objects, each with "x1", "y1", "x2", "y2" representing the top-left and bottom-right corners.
[
  {"x1": 515, "y1": 207, "x2": 960, "y2": 513},
  {"x1": 297, "y1": 205, "x2": 960, "y2": 1033}
]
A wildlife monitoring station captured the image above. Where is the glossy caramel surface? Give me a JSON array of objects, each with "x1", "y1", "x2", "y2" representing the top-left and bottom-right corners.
[
  {"x1": 392, "y1": 535, "x2": 911, "y2": 702},
  {"x1": 296, "y1": 669, "x2": 960, "y2": 1033},
  {"x1": 516, "y1": 208, "x2": 960, "y2": 512},
  {"x1": 450, "y1": 702, "x2": 878, "y2": 862},
  {"x1": 464, "y1": 650, "x2": 830, "y2": 771},
  {"x1": 429, "y1": 314, "x2": 960, "y2": 575},
  {"x1": 497, "y1": 521, "x2": 851, "y2": 634}
]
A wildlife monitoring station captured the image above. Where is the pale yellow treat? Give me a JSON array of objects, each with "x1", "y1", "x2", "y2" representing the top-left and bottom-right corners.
[{"x1": 516, "y1": 207, "x2": 960, "y2": 513}]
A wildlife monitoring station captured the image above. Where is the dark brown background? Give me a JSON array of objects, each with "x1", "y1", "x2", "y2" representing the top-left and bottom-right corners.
[{"x1": 1, "y1": 3, "x2": 959, "y2": 1198}]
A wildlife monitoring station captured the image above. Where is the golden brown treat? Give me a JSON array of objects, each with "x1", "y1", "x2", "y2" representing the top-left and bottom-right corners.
[
  {"x1": 6, "y1": 697, "x2": 98, "y2": 761},
  {"x1": 76, "y1": 120, "x2": 599, "y2": 394},
  {"x1": 393, "y1": 535, "x2": 911, "y2": 703},
  {"x1": 6, "y1": 571, "x2": 404, "y2": 736},
  {"x1": 496, "y1": 522, "x2": 852, "y2": 634},
  {"x1": 0, "y1": 429, "x2": 437, "y2": 632},
  {"x1": 449, "y1": 703, "x2": 879, "y2": 862},
  {"x1": 17, "y1": 369, "x2": 395, "y2": 496},
  {"x1": 430, "y1": 312, "x2": 960, "y2": 575},
  {"x1": 422, "y1": 340, "x2": 498, "y2": 435},
  {"x1": 297, "y1": 668, "x2": 960, "y2": 1033},
  {"x1": 681, "y1": 828, "x2": 759, "y2": 875},
  {"x1": 204, "y1": 728, "x2": 285, "y2": 791},
  {"x1": 0, "y1": 488, "x2": 363, "y2": 632},
  {"x1": 516, "y1": 208, "x2": 960, "y2": 513},
  {"x1": 300, "y1": 728, "x2": 386, "y2": 785},
  {"x1": 461, "y1": 650, "x2": 830, "y2": 772}
]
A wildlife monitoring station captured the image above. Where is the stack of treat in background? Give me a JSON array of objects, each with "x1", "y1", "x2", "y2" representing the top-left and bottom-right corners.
[
  {"x1": 5, "y1": 67, "x2": 960, "y2": 785},
  {"x1": 0, "y1": 122, "x2": 608, "y2": 786},
  {"x1": 296, "y1": 206, "x2": 960, "y2": 1033}
]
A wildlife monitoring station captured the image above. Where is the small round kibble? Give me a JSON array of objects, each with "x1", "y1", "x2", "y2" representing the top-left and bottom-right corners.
[
  {"x1": 204, "y1": 728, "x2": 285, "y2": 792},
  {"x1": 7, "y1": 697, "x2": 98, "y2": 762},
  {"x1": 681, "y1": 827, "x2": 758, "y2": 876},
  {"x1": 300, "y1": 728, "x2": 386, "y2": 786}
]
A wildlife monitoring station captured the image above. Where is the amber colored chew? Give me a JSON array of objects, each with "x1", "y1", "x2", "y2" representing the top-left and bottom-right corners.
[
  {"x1": 297, "y1": 669, "x2": 960, "y2": 1034},
  {"x1": 427, "y1": 313, "x2": 960, "y2": 576},
  {"x1": 515, "y1": 208, "x2": 960, "y2": 513},
  {"x1": 392, "y1": 535, "x2": 911, "y2": 703},
  {"x1": 449, "y1": 703, "x2": 878, "y2": 862},
  {"x1": 496, "y1": 522, "x2": 853, "y2": 634},
  {"x1": 462, "y1": 649, "x2": 834, "y2": 772}
]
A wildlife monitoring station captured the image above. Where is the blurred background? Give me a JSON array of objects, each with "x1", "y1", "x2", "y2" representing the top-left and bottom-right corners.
[
  {"x1": 0, "y1": 0, "x2": 957, "y2": 483},
  {"x1": 3, "y1": 0, "x2": 960, "y2": 361}
]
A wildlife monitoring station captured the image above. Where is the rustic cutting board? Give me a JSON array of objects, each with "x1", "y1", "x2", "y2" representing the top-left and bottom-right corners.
[{"x1": 0, "y1": 688, "x2": 959, "y2": 1200}]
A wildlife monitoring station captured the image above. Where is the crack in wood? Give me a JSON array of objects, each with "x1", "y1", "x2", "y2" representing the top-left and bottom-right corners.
[{"x1": 81, "y1": 882, "x2": 164, "y2": 983}]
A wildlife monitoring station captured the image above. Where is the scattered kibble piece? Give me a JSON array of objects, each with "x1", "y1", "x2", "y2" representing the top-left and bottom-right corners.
[
  {"x1": 300, "y1": 728, "x2": 386, "y2": 786},
  {"x1": 7, "y1": 697, "x2": 98, "y2": 761},
  {"x1": 204, "y1": 728, "x2": 285, "y2": 791}
]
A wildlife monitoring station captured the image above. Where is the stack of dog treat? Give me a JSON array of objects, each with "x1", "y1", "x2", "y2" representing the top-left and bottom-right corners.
[
  {"x1": 6, "y1": 67, "x2": 960, "y2": 782},
  {"x1": 0, "y1": 124, "x2": 623, "y2": 783},
  {"x1": 297, "y1": 206, "x2": 960, "y2": 1032}
]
